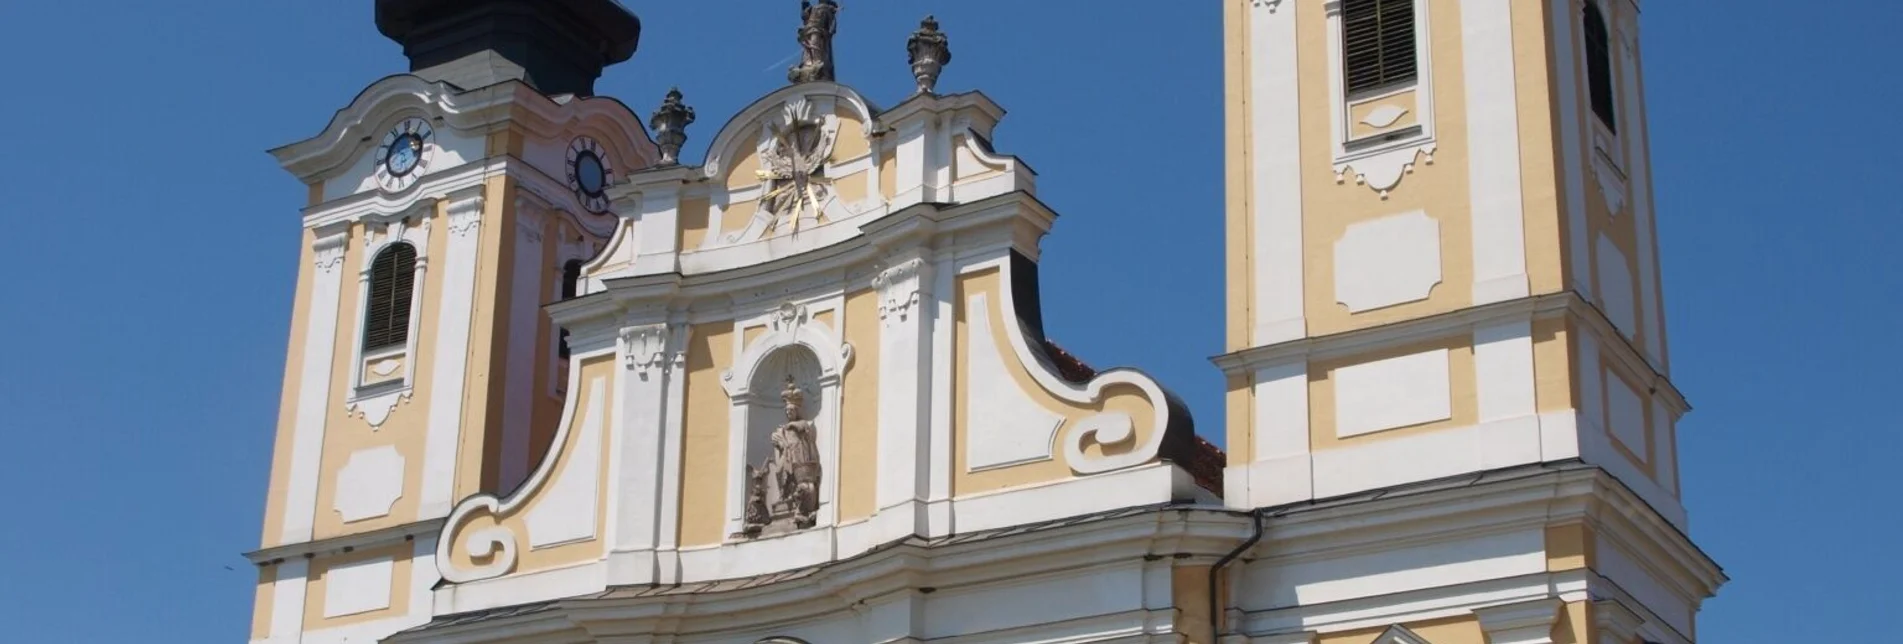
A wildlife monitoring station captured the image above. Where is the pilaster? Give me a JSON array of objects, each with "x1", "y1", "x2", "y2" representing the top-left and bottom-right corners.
[{"x1": 872, "y1": 250, "x2": 935, "y2": 537}]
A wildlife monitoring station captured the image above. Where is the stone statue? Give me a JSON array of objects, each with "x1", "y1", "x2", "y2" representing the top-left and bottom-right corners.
[
  {"x1": 788, "y1": 0, "x2": 840, "y2": 84},
  {"x1": 906, "y1": 15, "x2": 951, "y2": 95},
  {"x1": 737, "y1": 376, "x2": 823, "y2": 538}
]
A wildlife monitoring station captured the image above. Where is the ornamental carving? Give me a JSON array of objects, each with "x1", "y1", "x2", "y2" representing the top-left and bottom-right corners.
[
  {"x1": 735, "y1": 376, "x2": 822, "y2": 538},
  {"x1": 756, "y1": 99, "x2": 838, "y2": 236},
  {"x1": 621, "y1": 325, "x2": 674, "y2": 377},
  {"x1": 906, "y1": 15, "x2": 951, "y2": 95},
  {"x1": 872, "y1": 258, "x2": 928, "y2": 324}
]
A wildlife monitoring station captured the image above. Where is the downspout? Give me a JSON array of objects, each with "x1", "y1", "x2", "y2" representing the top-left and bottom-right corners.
[{"x1": 1208, "y1": 508, "x2": 1265, "y2": 642}]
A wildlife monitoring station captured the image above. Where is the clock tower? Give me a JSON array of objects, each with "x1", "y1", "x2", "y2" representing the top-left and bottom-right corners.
[
  {"x1": 1216, "y1": 0, "x2": 1724, "y2": 640},
  {"x1": 247, "y1": 1, "x2": 657, "y2": 641}
]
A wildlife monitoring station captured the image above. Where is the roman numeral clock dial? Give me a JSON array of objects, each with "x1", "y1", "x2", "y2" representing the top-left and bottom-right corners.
[
  {"x1": 373, "y1": 117, "x2": 433, "y2": 192},
  {"x1": 566, "y1": 136, "x2": 614, "y2": 213}
]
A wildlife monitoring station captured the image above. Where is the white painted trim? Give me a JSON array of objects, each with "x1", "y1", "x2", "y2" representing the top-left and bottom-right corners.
[
  {"x1": 1240, "y1": 361, "x2": 1312, "y2": 508},
  {"x1": 1325, "y1": 0, "x2": 1439, "y2": 198},
  {"x1": 1249, "y1": 0, "x2": 1308, "y2": 345},
  {"x1": 525, "y1": 375, "x2": 606, "y2": 548},
  {"x1": 1461, "y1": 0, "x2": 1532, "y2": 304},
  {"x1": 498, "y1": 201, "x2": 548, "y2": 492},
  {"x1": 1552, "y1": 0, "x2": 1595, "y2": 295},
  {"x1": 419, "y1": 189, "x2": 483, "y2": 518},
  {"x1": 994, "y1": 258, "x2": 1176, "y2": 475},
  {"x1": 1310, "y1": 412, "x2": 1564, "y2": 499},
  {"x1": 963, "y1": 292, "x2": 1067, "y2": 470},
  {"x1": 436, "y1": 357, "x2": 610, "y2": 583},
  {"x1": 267, "y1": 559, "x2": 309, "y2": 642},
  {"x1": 1618, "y1": 18, "x2": 1667, "y2": 369},
  {"x1": 1474, "y1": 321, "x2": 1538, "y2": 423},
  {"x1": 926, "y1": 252, "x2": 956, "y2": 536},
  {"x1": 282, "y1": 228, "x2": 350, "y2": 544}
]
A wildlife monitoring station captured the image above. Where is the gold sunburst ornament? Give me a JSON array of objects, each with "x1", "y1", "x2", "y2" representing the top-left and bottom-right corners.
[{"x1": 755, "y1": 99, "x2": 837, "y2": 236}]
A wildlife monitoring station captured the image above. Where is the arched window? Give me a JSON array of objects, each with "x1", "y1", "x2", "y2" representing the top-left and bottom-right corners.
[
  {"x1": 1342, "y1": 0, "x2": 1418, "y2": 96},
  {"x1": 362, "y1": 243, "x2": 418, "y2": 351},
  {"x1": 1584, "y1": 2, "x2": 1617, "y2": 133},
  {"x1": 557, "y1": 259, "x2": 584, "y2": 359}
]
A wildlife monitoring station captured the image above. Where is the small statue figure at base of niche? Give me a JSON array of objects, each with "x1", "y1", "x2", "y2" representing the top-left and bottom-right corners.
[{"x1": 736, "y1": 376, "x2": 823, "y2": 539}]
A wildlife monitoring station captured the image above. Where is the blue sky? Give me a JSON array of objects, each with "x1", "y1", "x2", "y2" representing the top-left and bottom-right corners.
[{"x1": 0, "y1": 1, "x2": 1892, "y2": 642}]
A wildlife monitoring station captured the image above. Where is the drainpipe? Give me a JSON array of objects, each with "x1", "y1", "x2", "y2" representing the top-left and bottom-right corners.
[{"x1": 1208, "y1": 509, "x2": 1265, "y2": 642}]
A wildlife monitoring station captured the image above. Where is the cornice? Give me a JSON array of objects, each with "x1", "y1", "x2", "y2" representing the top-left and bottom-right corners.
[
  {"x1": 242, "y1": 518, "x2": 444, "y2": 566},
  {"x1": 1209, "y1": 290, "x2": 1691, "y2": 416},
  {"x1": 549, "y1": 192, "x2": 1055, "y2": 330},
  {"x1": 391, "y1": 507, "x2": 1252, "y2": 642},
  {"x1": 271, "y1": 75, "x2": 658, "y2": 185}
]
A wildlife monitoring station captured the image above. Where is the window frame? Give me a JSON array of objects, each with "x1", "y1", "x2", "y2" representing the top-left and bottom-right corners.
[
  {"x1": 1324, "y1": 0, "x2": 1438, "y2": 195},
  {"x1": 346, "y1": 213, "x2": 432, "y2": 410},
  {"x1": 1583, "y1": 1, "x2": 1618, "y2": 135},
  {"x1": 1341, "y1": 0, "x2": 1420, "y2": 99}
]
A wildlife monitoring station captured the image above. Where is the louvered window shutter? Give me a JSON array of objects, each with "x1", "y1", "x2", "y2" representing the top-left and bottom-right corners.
[
  {"x1": 1584, "y1": 4, "x2": 1617, "y2": 133},
  {"x1": 363, "y1": 243, "x2": 418, "y2": 351},
  {"x1": 1342, "y1": 0, "x2": 1419, "y2": 96}
]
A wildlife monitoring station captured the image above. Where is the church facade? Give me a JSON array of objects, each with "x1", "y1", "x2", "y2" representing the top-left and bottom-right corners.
[{"x1": 245, "y1": 1, "x2": 1722, "y2": 643}]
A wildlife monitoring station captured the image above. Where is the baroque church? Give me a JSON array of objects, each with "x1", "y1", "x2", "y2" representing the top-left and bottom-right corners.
[{"x1": 246, "y1": 0, "x2": 1724, "y2": 642}]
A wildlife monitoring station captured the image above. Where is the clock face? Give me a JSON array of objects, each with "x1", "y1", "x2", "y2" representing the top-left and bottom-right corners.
[
  {"x1": 566, "y1": 137, "x2": 613, "y2": 213},
  {"x1": 374, "y1": 117, "x2": 434, "y2": 192}
]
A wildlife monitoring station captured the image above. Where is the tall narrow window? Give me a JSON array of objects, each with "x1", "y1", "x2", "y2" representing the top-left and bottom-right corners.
[
  {"x1": 557, "y1": 259, "x2": 583, "y2": 359},
  {"x1": 1584, "y1": 3, "x2": 1617, "y2": 133},
  {"x1": 362, "y1": 243, "x2": 418, "y2": 351},
  {"x1": 1343, "y1": 0, "x2": 1418, "y2": 96}
]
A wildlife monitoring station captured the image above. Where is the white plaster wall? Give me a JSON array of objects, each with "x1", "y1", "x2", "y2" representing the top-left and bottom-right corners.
[{"x1": 1334, "y1": 348, "x2": 1452, "y2": 437}]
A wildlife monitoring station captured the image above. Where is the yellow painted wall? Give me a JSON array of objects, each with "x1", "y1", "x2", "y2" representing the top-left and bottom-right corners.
[
  {"x1": 260, "y1": 230, "x2": 318, "y2": 548},
  {"x1": 250, "y1": 566, "x2": 276, "y2": 639},
  {"x1": 679, "y1": 320, "x2": 737, "y2": 547},
  {"x1": 1296, "y1": 0, "x2": 1476, "y2": 338},
  {"x1": 952, "y1": 270, "x2": 1160, "y2": 495},
  {"x1": 837, "y1": 289, "x2": 881, "y2": 521},
  {"x1": 1307, "y1": 335, "x2": 1477, "y2": 449},
  {"x1": 301, "y1": 544, "x2": 413, "y2": 629}
]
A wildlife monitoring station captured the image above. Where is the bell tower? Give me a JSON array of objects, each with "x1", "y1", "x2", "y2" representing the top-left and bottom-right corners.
[
  {"x1": 1218, "y1": 0, "x2": 1723, "y2": 641},
  {"x1": 247, "y1": 1, "x2": 657, "y2": 642}
]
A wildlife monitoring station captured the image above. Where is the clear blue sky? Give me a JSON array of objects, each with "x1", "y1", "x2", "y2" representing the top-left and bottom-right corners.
[{"x1": 0, "y1": 1, "x2": 1891, "y2": 642}]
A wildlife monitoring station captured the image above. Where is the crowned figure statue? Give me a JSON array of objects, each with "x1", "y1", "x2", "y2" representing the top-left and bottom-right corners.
[{"x1": 738, "y1": 375, "x2": 823, "y2": 538}]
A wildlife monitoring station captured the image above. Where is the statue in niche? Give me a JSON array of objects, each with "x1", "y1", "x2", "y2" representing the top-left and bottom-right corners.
[
  {"x1": 788, "y1": 0, "x2": 840, "y2": 84},
  {"x1": 737, "y1": 376, "x2": 822, "y2": 538}
]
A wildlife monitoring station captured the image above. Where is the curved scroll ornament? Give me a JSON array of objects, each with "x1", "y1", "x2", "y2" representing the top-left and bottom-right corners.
[
  {"x1": 988, "y1": 275, "x2": 1179, "y2": 475},
  {"x1": 437, "y1": 375, "x2": 610, "y2": 584}
]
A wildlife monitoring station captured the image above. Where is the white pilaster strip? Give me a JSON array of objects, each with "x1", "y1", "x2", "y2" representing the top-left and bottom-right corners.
[
  {"x1": 892, "y1": 119, "x2": 928, "y2": 212},
  {"x1": 497, "y1": 202, "x2": 546, "y2": 492},
  {"x1": 1617, "y1": 24, "x2": 1666, "y2": 366},
  {"x1": 924, "y1": 253, "x2": 956, "y2": 536},
  {"x1": 1551, "y1": 0, "x2": 1594, "y2": 295},
  {"x1": 282, "y1": 228, "x2": 350, "y2": 544},
  {"x1": 1474, "y1": 321, "x2": 1537, "y2": 423},
  {"x1": 1250, "y1": 0, "x2": 1307, "y2": 346},
  {"x1": 874, "y1": 255, "x2": 933, "y2": 526},
  {"x1": 268, "y1": 559, "x2": 310, "y2": 642},
  {"x1": 654, "y1": 323, "x2": 689, "y2": 584},
  {"x1": 420, "y1": 190, "x2": 484, "y2": 518},
  {"x1": 1462, "y1": 0, "x2": 1531, "y2": 304},
  {"x1": 610, "y1": 327, "x2": 669, "y2": 585},
  {"x1": 1250, "y1": 361, "x2": 1313, "y2": 506}
]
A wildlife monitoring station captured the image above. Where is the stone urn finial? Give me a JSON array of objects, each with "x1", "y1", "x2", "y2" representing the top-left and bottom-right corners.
[
  {"x1": 906, "y1": 15, "x2": 951, "y2": 95},
  {"x1": 649, "y1": 87, "x2": 696, "y2": 166}
]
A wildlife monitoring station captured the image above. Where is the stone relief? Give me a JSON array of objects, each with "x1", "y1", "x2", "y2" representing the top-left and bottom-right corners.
[
  {"x1": 755, "y1": 99, "x2": 838, "y2": 237},
  {"x1": 735, "y1": 376, "x2": 822, "y2": 539}
]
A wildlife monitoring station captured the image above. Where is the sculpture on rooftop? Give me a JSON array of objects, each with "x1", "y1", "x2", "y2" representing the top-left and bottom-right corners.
[
  {"x1": 753, "y1": 98, "x2": 837, "y2": 236},
  {"x1": 907, "y1": 15, "x2": 951, "y2": 95},
  {"x1": 788, "y1": 0, "x2": 840, "y2": 84},
  {"x1": 649, "y1": 87, "x2": 696, "y2": 166}
]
